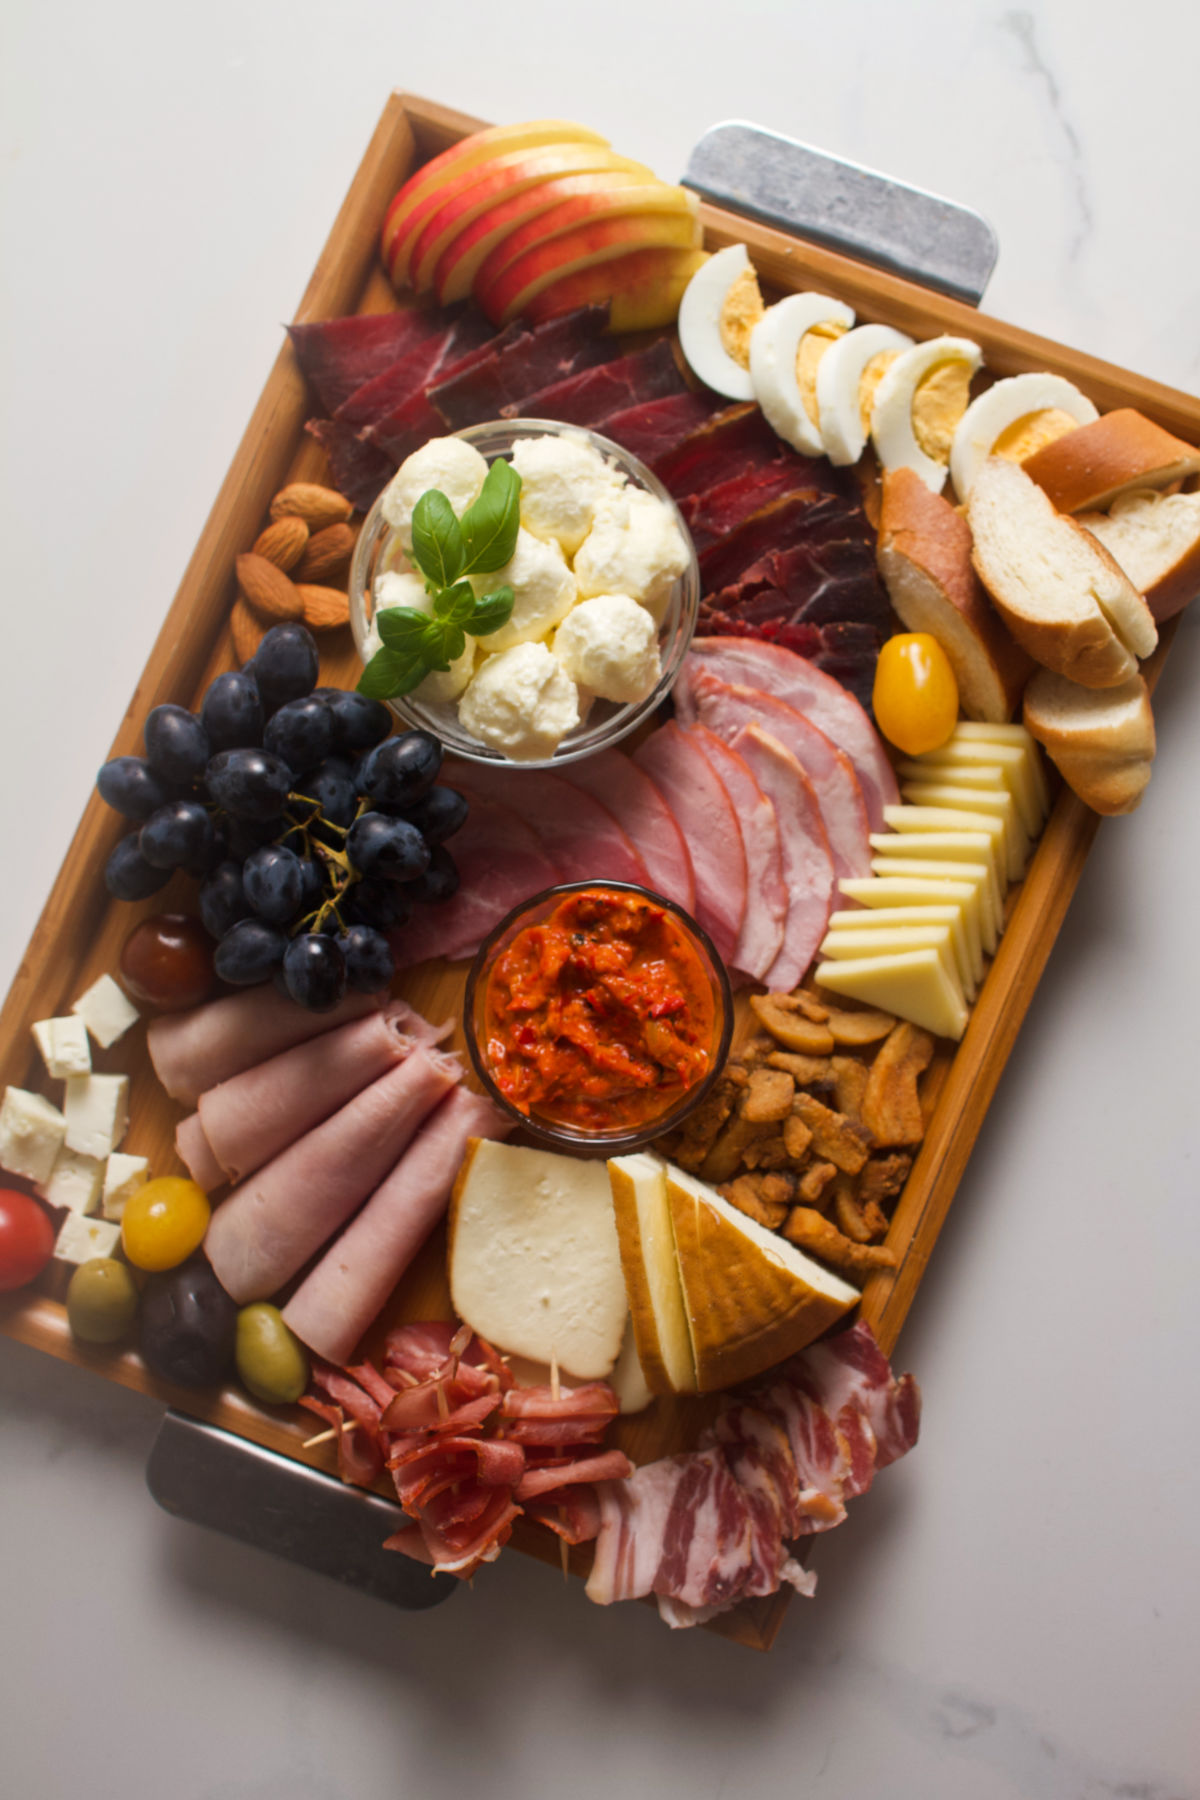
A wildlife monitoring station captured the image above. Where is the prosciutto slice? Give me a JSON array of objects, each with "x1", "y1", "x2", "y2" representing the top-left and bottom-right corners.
[
  {"x1": 633, "y1": 721, "x2": 746, "y2": 967},
  {"x1": 690, "y1": 675, "x2": 872, "y2": 881},
  {"x1": 282, "y1": 1085, "x2": 513, "y2": 1366},
  {"x1": 390, "y1": 797, "x2": 560, "y2": 968},
  {"x1": 729, "y1": 725, "x2": 836, "y2": 991},
  {"x1": 196, "y1": 1004, "x2": 420, "y2": 1187},
  {"x1": 678, "y1": 638, "x2": 899, "y2": 830},
  {"x1": 428, "y1": 305, "x2": 610, "y2": 428},
  {"x1": 553, "y1": 749, "x2": 694, "y2": 910},
  {"x1": 445, "y1": 763, "x2": 648, "y2": 888},
  {"x1": 305, "y1": 417, "x2": 395, "y2": 510},
  {"x1": 204, "y1": 1045, "x2": 461, "y2": 1303},
  {"x1": 515, "y1": 339, "x2": 686, "y2": 429},
  {"x1": 686, "y1": 725, "x2": 786, "y2": 983},
  {"x1": 600, "y1": 389, "x2": 723, "y2": 468},
  {"x1": 147, "y1": 988, "x2": 383, "y2": 1109},
  {"x1": 287, "y1": 307, "x2": 445, "y2": 414}
]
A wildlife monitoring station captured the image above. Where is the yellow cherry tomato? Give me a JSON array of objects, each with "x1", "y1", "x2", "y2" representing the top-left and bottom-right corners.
[
  {"x1": 872, "y1": 632, "x2": 959, "y2": 755},
  {"x1": 121, "y1": 1177, "x2": 210, "y2": 1272}
]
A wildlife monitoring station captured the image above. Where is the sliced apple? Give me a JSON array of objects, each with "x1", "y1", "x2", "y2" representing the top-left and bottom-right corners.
[
  {"x1": 407, "y1": 146, "x2": 656, "y2": 294},
  {"x1": 519, "y1": 245, "x2": 709, "y2": 334},
  {"x1": 435, "y1": 170, "x2": 659, "y2": 306},
  {"x1": 381, "y1": 119, "x2": 608, "y2": 286},
  {"x1": 478, "y1": 213, "x2": 704, "y2": 327},
  {"x1": 472, "y1": 182, "x2": 698, "y2": 301}
]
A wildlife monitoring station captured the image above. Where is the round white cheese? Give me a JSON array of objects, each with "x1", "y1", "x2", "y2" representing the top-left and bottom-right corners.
[
  {"x1": 380, "y1": 435, "x2": 489, "y2": 549},
  {"x1": 553, "y1": 593, "x2": 662, "y2": 703},
  {"x1": 511, "y1": 432, "x2": 625, "y2": 559},
  {"x1": 457, "y1": 640, "x2": 581, "y2": 761}
]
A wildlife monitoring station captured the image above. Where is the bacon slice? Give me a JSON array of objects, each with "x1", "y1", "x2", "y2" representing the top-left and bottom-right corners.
[
  {"x1": 633, "y1": 721, "x2": 746, "y2": 967},
  {"x1": 728, "y1": 724, "x2": 835, "y2": 990},
  {"x1": 553, "y1": 749, "x2": 695, "y2": 910},
  {"x1": 685, "y1": 725, "x2": 786, "y2": 983},
  {"x1": 146, "y1": 988, "x2": 384, "y2": 1109},
  {"x1": 389, "y1": 797, "x2": 561, "y2": 969},
  {"x1": 204, "y1": 1046, "x2": 461, "y2": 1303},
  {"x1": 445, "y1": 764, "x2": 649, "y2": 888},
  {"x1": 514, "y1": 1449, "x2": 633, "y2": 1501}
]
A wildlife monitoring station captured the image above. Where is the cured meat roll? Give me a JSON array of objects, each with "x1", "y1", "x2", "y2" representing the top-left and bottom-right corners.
[
  {"x1": 147, "y1": 988, "x2": 382, "y2": 1107},
  {"x1": 175, "y1": 1112, "x2": 227, "y2": 1193}
]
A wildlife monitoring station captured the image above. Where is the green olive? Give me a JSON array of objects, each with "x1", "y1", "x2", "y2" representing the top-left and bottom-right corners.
[
  {"x1": 235, "y1": 1303, "x2": 309, "y2": 1405},
  {"x1": 66, "y1": 1257, "x2": 139, "y2": 1344}
]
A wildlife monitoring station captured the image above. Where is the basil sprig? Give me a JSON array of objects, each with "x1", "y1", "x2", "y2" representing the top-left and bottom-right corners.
[{"x1": 358, "y1": 458, "x2": 521, "y2": 701}]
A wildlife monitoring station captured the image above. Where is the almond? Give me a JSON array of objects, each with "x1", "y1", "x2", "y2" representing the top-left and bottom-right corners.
[
  {"x1": 295, "y1": 521, "x2": 357, "y2": 585},
  {"x1": 230, "y1": 598, "x2": 266, "y2": 664},
  {"x1": 237, "y1": 552, "x2": 304, "y2": 622},
  {"x1": 297, "y1": 583, "x2": 351, "y2": 631},
  {"x1": 253, "y1": 515, "x2": 309, "y2": 572},
  {"x1": 269, "y1": 482, "x2": 354, "y2": 530}
]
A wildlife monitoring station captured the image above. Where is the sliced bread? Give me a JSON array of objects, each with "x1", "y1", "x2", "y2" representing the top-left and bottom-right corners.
[
  {"x1": 1022, "y1": 408, "x2": 1200, "y2": 513},
  {"x1": 1022, "y1": 669, "x2": 1156, "y2": 815},
  {"x1": 1080, "y1": 488, "x2": 1200, "y2": 623},
  {"x1": 968, "y1": 457, "x2": 1157, "y2": 688}
]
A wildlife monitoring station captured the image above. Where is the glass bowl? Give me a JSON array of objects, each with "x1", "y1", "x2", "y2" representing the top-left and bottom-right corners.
[
  {"x1": 463, "y1": 881, "x2": 733, "y2": 1157},
  {"x1": 347, "y1": 418, "x2": 700, "y2": 769}
]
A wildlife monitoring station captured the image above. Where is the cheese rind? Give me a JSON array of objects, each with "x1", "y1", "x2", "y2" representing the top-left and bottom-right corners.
[
  {"x1": 0, "y1": 1086, "x2": 67, "y2": 1184},
  {"x1": 72, "y1": 974, "x2": 140, "y2": 1049},
  {"x1": 815, "y1": 948, "x2": 969, "y2": 1040},
  {"x1": 101, "y1": 1153, "x2": 149, "y2": 1223},
  {"x1": 63, "y1": 1074, "x2": 129, "y2": 1160},
  {"x1": 608, "y1": 1151, "x2": 698, "y2": 1396},
  {"x1": 32, "y1": 1016, "x2": 92, "y2": 1079},
  {"x1": 36, "y1": 1146, "x2": 105, "y2": 1215},
  {"x1": 54, "y1": 1211, "x2": 121, "y2": 1264}
]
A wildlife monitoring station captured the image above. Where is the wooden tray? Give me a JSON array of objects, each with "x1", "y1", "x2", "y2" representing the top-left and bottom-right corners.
[{"x1": 2, "y1": 92, "x2": 1196, "y2": 1652}]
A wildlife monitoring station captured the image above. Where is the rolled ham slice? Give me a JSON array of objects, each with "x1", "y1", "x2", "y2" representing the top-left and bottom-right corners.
[
  {"x1": 686, "y1": 725, "x2": 786, "y2": 983},
  {"x1": 282, "y1": 1089, "x2": 513, "y2": 1365},
  {"x1": 731, "y1": 724, "x2": 835, "y2": 990},
  {"x1": 551, "y1": 749, "x2": 695, "y2": 910},
  {"x1": 147, "y1": 988, "x2": 382, "y2": 1108},
  {"x1": 204, "y1": 1045, "x2": 461, "y2": 1303},
  {"x1": 633, "y1": 721, "x2": 746, "y2": 967},
  {"x1": 197, "y1": 1004, "x2": 418, "y2": 1186},
  {"x1": 175, "y1": 1112, "x2": 226, "y2": 1193}
]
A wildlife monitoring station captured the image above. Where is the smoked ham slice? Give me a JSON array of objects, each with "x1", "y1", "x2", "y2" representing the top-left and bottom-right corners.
[
  {"x1": 686, "y1": 726, "x2": 786, "y2": 982},
  {"x1": 389, "y1": 797, "x2": 560, "y2": 968},
  {"x1": 730, "y1": 725, "x2": 836, "y2": 991},
  {"x1": 203, "y1": 1045, "x2": 461, "y2": 1304},
  {"x1": 678, "y1": 638, "x2": 899, "y2": 829},
  {"x1": 632, "y1": 722, "x2": 746, "y2": 967},
  {"x1": 554, "y1": 749, "x2": 694, "y2": 910},
  {"x1": 445, "y1": 763, "x2": 648, "y2": 887},
  {"x1": 196, "y1": 1004, "x2": 420, "y2": 1186},
  {"x1": 282, "y1": 1087, "x2": 513, "y2": 1366},
  {"x1": 175, "y1": 1112, "x2": 226, "y2": 1192},
  {"x1": 147, "y1": 988, "x2": 385, "y2": 1109}
]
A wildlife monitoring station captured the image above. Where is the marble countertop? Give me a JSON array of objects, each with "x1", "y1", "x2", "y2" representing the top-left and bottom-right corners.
[{"x1": 2, "y1": 4, "x2": 1197, "y2": 1796}]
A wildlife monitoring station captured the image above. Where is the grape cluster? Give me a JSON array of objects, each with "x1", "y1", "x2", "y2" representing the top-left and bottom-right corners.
[{"x1": 96, "y1": 624, "x2": 467, "y2": 1012}]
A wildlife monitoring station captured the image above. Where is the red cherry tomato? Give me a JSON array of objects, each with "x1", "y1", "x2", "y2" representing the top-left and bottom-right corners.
[
  {"x1": 120, "y1": 913, "x2": 215, "y2": 1011},
  {"x1": 0, "y1": 1189, "x2": 56, "y2": 1291}
]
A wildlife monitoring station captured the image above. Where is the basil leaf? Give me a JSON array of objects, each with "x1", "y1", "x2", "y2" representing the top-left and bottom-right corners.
[
  {"x1": 411, "y1": 489, "x2": 465, "y2": 589},
  {"x1": 376, "y1": 605, "x2": 432, "y2": 649},
  {"x1": 386, "y1": 657, "x2": 434, "y2": 698},
  {"x1": 459, "y1": 458, "x2": 522, "y2": 575},
  {"x1": 419, "y1": 619, "x2": 453, "y2": 674},
  {"x1": 357, "y1": 647, "x2": 424, "y2": 700},
  {"x1": 443, "y1": 623, "x2": 466, "y2": 663},
  {"x1": 433, "y1": 579, "x2": 476, "y2": 622},
  {"x1": 465, "y1": 585, "x2": 516, "y2": 637}
]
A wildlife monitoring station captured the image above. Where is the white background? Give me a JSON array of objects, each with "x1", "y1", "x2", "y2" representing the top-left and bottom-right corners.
[{"x1": 2, "y1": 4, "x2": 1198, "y2": 1796}]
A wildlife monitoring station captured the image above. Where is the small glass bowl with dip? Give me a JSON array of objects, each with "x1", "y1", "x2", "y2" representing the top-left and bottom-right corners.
[
  {"x1": 347, "y1": 419, "x2": 700, "y2": 770},
  {"x1": 463, "y1": 881, "x2": 733, "y2": 1156}
]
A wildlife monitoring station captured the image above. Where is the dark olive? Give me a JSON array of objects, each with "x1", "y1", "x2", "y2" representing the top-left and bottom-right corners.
[{"x1": 139, "y1": 1256, "x2": 237, "y2": 1387}]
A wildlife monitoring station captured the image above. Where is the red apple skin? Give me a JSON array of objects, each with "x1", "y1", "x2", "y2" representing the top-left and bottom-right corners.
[
  {"x1": 523, "y1": 247, "x2": 710, "y2": 332},
  {"x1": 478, "y1": 213, "x2": 704, "y2": 326},
  {"x1": 435, "y1": 172, "x2": 655, "y2": 305},
  {"x1": 472, "y1": 185, "x2": 697, "y2": 303}
]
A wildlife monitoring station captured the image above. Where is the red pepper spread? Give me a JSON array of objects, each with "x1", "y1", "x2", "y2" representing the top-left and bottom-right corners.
[{"x1": 482, "y1": 887, "x2": 718, "y2": 1132}]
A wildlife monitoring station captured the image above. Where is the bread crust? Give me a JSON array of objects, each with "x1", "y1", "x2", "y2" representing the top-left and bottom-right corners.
[
  {"x1": 1023, "y1": 669, "x2": 1155, "y2": 814},
  {"x1": 877, "y1": 466, "x2": 1032, "y2": 720},
  {"x1": 1080, "y1": 494, "x2": 1200, "y2": 623},
  {"x1": 1023, "y1": 409, "x2": 1200, "y2": 514}
]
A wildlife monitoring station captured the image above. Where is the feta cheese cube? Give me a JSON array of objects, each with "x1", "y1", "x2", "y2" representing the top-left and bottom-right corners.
[
  {"x1": 72, "y1": 974, "x2": 140, "y2": 1049},
  {"x1": 0, "y1": 1086, "x2": 67, "y2": 1184},
  {"x1": 63, "y1": 1074, "x2": 129, "y2": 1160},
  {"x1": 54, "y1": 1211, "x2": 121, "y2": 1264},
  {"x1": 36, "y1": 1145, "x2": 105, "y2": 1215},
  {"x1": 101, "y1": 1152, "x2": 148, "y2": 1223},
  {"x1": 32, "y1": 1015, "x2": 92, "y2": 1079}
]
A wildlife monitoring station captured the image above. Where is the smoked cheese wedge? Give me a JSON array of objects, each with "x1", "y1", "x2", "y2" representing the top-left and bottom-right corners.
[{"x1": 608, "y1": 1151, "x2": 698, "y2": 1396}]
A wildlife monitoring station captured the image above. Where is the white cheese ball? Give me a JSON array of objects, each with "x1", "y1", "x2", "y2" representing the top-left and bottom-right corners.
[
  {"x1": 368, "y1": 570, "x2": 476, "y2": 703},
  {"x1": 476, "y1": 527, "x2": 578, "y2": 652},
  {"x1": 552, "y1": 594, "x2": 662, "y2": 704},
  {"x1": 458, "y1": 641, "x2": 581, "y2": 761},
  {"x1": 573, "y1": 488, "x2": 690, "y2": 624},
  {"x1": 380, "y1": 436, "x2": 489, "y2": 550},
  {"x1": 511, "y1": 433, "x2": 625, "y2": 559}
]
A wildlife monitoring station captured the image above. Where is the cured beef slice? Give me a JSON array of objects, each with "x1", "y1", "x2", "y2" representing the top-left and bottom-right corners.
[
  {"x1": 428, "y1": 304, "x2": 612, "y2": 428},
  {"x1": 287, "y1": 308, "x2": 445, "y2": 414},
  {"x1": 306, "y1": 417, "x2": 397, "y2": 511},
  {"x1": 699, "y1": 488, "x2": 866, "y2": 595},
  {"x1": 680, "y1": 462, "x2": 824, "y2": 555},
  {"x1": 600, "y1": 390, "x2": 724, "y2": 468},
  {"x1": 654, "y1": 404, "x2": 786, "y2": 499},
  {"x1": 366, "y1": 319, "x2": 528, "y2": 461},
  {"x1": 333, "y1": 311, "x2": 494, "y2": 428},
  {"x1": 517, "y1": 338, "x2": 686, "y2": 429}
]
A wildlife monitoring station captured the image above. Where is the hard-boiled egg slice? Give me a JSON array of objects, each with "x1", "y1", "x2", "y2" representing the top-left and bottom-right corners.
[
  {"x1": 677, "y1": 243, "x2": 763, "y2": 400},
  {"x1": 949, "y1": 372, "x2": 1099, "y2": 500},
  {"x1": 816, "y1": 322, "x2": 914, "y2": 466},
  {"x1": 748, "y1": 293, "x2": 856, "y2": 455},
  {"x1": 871, "y1": 336, "x2": 984, "y2": 493}
]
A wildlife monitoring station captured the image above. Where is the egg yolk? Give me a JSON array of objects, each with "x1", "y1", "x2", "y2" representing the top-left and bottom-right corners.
[
  {"x1": 872, "y1": 633, "x2": 959, "y2": 756},
  {"x1": 911, "y1": 359, "x2": 973, "y2": 462},
  {"x1": 857, "y1": 350, "x2": 901, "y2": 434},
  {"x1": 993, "y1": 406, "x2": 1080, "y2": 464},
  {"x1": 718, "y1": 268, "x2": 765, "y2": 369},
  {"x1": 795, "y1": 320, "x2": 848, "y2": 424}
]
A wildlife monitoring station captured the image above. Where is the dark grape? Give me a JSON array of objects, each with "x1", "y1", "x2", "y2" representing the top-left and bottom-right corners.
[
  {"x1": 347, "y1": 812, "x2": 430, "y2": 881},
  {"x1": 407, "y1": 844, "x2": 459, "y2": 906},
  {"x1": 213, "y1": 918, "x2": 287, "y2": 984},
  {"x1": 249, "y1": 623, "x2": 319, "y2": 713},
  {"x1": 296, "y1": 856, "x2": 325, "y2": 918},
  {"x1": 263, "y1": 696, "x2": 335, "y2": 772},
  {"x1": 300, "y1": 758, "x2": 358, "y2": 847},
  {"x1": 282, "y1": 932, "x2": 347, "y2": 1013},
  {"x1": 199, "y1": 861, "x2": 252, "y2": 939},
  {"x1": 205, "y1": 748, "x2": 294, "y2": 821},
  {"x1": 97, "y1": 756, "x2": 172, "y2": 822},
  {"x1": 144, "y1": 705, "x2": 211, "y2": 785},
  {"x1": 336, "y1": 924, "x2": 395, "y2": 993},
  {"x1": 201, "y1": 670, "x2": 264, "y2": 751},
  {"x1": 396, "y1": 784, "x2": 468, "y2": 845},
  {"x1": 355, "y1": 731, "x2": 442, "y2": 809},
  {"x1": 320, "y1": 689, "x2": 391, "y2": 754},
  {"x1": 105, "y1": 833, "x2": 173, "y2": 902},
  {"x1": 242, "y1": 844, "x2": 304, "y2": 924},
  {"x1": 225, "y1": 814, "x2": 288, "y2": 860},
  {"x1": 346, "y1": 878, "x2": 412, "y2": 931},
  {"x1": 139, "y1": 801, "x2": 215, "y2": 871}
]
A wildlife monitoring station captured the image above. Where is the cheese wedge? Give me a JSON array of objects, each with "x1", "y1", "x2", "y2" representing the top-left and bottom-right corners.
[
  {"x1": 448, "y1": 1139, "x2": 627, "y2": 1379},
  {"x1": 950, "y1": 721, "x2": 1050, "y2": 819},
  {"x1": 870, "y1": 834, "x2": 1002, "y2": 941},
  {"x1": 608, "y1": 1151, "x2": 698, "y2": 1395},
  {"x1": 902, "y1": 741, "x2": 1046, "y2": 836},
  {"x1": 826, "y1": 905, "x2": 978, "y2": 994},
  {"x1": 868, "y1": 857, "x2": 999, "y2": 955},
  {"x1": 664, "y1": 1165, "x2": 859, "y2": 1392},
  {"x1": 815, "y1": 947, "x2": 969, "y2": 1040},
  {"x1": 900, "y1": 781, "x2": 1028, "y2": 880},
  {"x1": 610, "y1": 1316, "x2": 655, "y2": 1414},
  {"x1": 820, "y1": 923, "x2": 967, "y2": 1006},
  {"x1": 882, "y1": 805, "x2": 1006, "y2": 891},
  {"x1": 840, "y1": 876, "x2": 984, "y2": 980}
]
